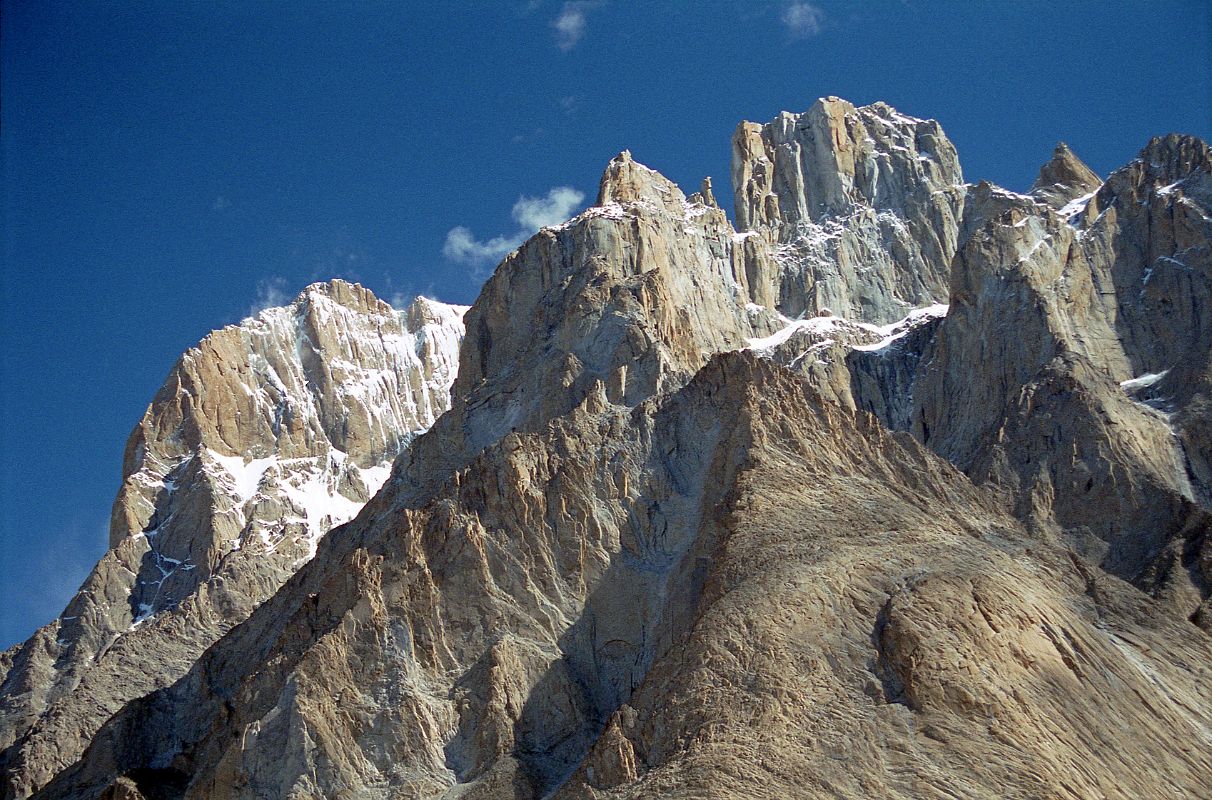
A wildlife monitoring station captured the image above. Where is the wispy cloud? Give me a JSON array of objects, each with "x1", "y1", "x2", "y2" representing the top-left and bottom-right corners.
[
  {"x1": 443, "y1": 227, "x2": 524, "y2": 267},
  {"x1": 212, "y1": 195, "x2": 231, "y2": 211},
  {"x1": 390, "y1": 292, "x2": 416, "y2": 309},
  {"x1": 559, "y1": 95, "x2": 579, "y2": 114},
  {"x1": 247, "y1": 276, "x2": 290, "y2": 318},
  {"x1": 443, "y1": 186, "x2": 585, "y2": 269},
  {"x1": 4, "y1": 515, "x2": 110, "y2": 650},
  {"x1": 782, "y1": 2, "x2": 824, "y2": 38},
  {"x1": 512, "y1": 187, "x2": 585, "y2": 229},
  {"x1": 552, "y1": 1, "x2": 599, "y2": 51}
]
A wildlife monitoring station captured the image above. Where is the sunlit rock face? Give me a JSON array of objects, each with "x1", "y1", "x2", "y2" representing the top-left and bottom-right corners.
[
  {"x1": 731, "y1": 97, "x2": 965, "y2": 324},
  {"x1": 5, "y1": 99, "x2": 1212, "y2": 800},
  {"x1": 0, "y1": 281, "x2": 467, "y2": 796},
  {"x1": 914, "y1": 135, "x2": 1212, "y2": 622}
]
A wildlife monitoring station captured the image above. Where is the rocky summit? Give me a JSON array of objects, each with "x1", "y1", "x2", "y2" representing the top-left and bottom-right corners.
[
  {"x1": 3, "y1": 97, "x2": 1211, "y2": 799},
  {"x1": 0, "y1": 282, "x2": 467, "y2": 798}
]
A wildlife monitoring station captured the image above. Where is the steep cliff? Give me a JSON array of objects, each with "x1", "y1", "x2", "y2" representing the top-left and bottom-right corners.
[
  {"x1": 914, "y1": 136, "x2": 1212, "y2": 624},
  {"x1": 0, "y1": 282, "x2": 466, "y2": 797},
  {"x1": 731, "y1": 97, "x2": 964, "y2": 323},
  {"x1": 5, "y1": 98, "x2": 1212, "y2": 800}
]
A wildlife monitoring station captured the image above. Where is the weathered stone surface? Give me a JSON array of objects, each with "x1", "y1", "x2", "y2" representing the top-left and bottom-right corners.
[
  {"x1": 6, "y1": 99, "x2": 1212, "y2": 800},
  {"x1": 0, "y1": 282, "x2": 466, "y2": 798},
  {"x1": 36, "y1": 355, "x2": 1212, "y2": 800},
  {"x1": 913, "y1": 135, "x2": 1212, "y2": 622},
  {"x1": 745, "y1": 304, "x2": 946, "y2": 429},
  {"x1": 1031, "y1": 142, "x2": 1101, "y2": 209},
  {"x1": 731, "y1": 97, "x2": 964, "y2": 323},
  {"x1": 410, "y1": 149, "x2": 782, "y2": 476}
]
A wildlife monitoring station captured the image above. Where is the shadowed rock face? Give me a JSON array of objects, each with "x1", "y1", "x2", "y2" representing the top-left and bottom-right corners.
[
  {"x1": 5, "y1": 99, "x2": 1212, "y2": 800},
  {"x1": 0, "y1": 281, "x2": 466, "y2": 798},
  {"x1": 913, "y1": 135, "x2": 1212, "y2": 623}
]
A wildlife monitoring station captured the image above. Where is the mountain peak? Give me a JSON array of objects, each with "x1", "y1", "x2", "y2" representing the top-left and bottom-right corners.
[
  {"x1": 808, "y1": 94, "x2": 855, "y2": 116},
  {"x1": 596, "y1": 150, "x2": 686, "y2": 211},
  {"x1": 1031, "y1": 141, "x2": 1101, "y2": 208},
  {"x1": 403, "y1": 294, "x2": 470, "y2": 330},
  {"x1": 1139, "y1": 133, "x2": 1212, "y2": 181},
  {"x1": 292, "y1": 279, "x2": 392, "y2": 316},
  {"x1": 730, "y1": 97, "x2": 963, "y2": 323},
  {"x1": 732, "y1": 97, "x2": 962, "y2": 229}
]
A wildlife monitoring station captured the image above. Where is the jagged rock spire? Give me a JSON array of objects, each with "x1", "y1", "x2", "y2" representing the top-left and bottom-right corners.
[
  {"x1": 688, "y1": 176, "x2": 718, "y2": 208},
  {"x1": 1031, "y1": 141, "x2": 1101, "y2": 208},
  {"x1": 731, "y1": 96, "x2": 963, "y2": 229},
  {"x1": 596, "y1": 149, "x2": 688, "y2": 215},
  {"x1": 729, "y1": 97, "x2": 965, "y2": 323}
]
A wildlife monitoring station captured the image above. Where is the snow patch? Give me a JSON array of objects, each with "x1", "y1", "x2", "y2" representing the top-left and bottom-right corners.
[
  {"x1": 747, "y1": 304, "x2": 948, "y2": 355},
  {"x1": 1120, "y1": 370, "x2": 1169, "y2": 392},
  {"x1": 1157, "y1": 179, "x2": 1186, "y2": 196},
  {"x1": 1057, "y1": 191, "x2": 1095, "y2": 221},
  {"x1": 208, "y1": 451, "x2": 277, "y2": 504},
  {"x1": 852, "y1": 304, "x2": 949, "y2": 352},
  {"x1": 359, "y1": 463, "x2": 393, "y2": 495},
  {"x1": 746, "y1": 315, "x2": 851, "y2": 351}
]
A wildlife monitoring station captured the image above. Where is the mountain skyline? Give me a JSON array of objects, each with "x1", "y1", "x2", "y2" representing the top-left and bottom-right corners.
[
  {"x1": 2, "y1": 0, "x2": 1210, "y2": 653},
  {"x1": 4, "y1": 88, "x2": 1210, "y2": 796}
]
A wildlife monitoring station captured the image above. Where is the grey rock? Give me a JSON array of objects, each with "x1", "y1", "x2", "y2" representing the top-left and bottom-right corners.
[
  {"x1": 731, "y1": 97, "x2": 965, "y2": 323},
  {"x1": 1030, "y1": 142, "x2": 1101, "y2": 209},
  {"x1": 913, "y1": 135, "x2": 1212, "y2": 621},
  {"x1": 0, "y1": 281, "x2": 466, "y2": 797}
]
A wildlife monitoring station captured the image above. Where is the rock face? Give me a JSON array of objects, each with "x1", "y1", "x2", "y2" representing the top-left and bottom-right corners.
[
  {"x1": 0, "y1": 281, "x2": 466, "y2": 797},
  {"x1": 914, "y1": 135, "x2": 1212, "y2": 624},
  {"x1": 5, "y1": 98, "x2": 1212, "y2": 800},
  {"x1": 435, "y1": 149, "x2": 764, "y2": 462},
  {"x1": 731, "y1": 97, "x2": 965, "y2": 322},
  {"x1": 1030, "y1": 142, "x2": 1101, "y2": 208}
]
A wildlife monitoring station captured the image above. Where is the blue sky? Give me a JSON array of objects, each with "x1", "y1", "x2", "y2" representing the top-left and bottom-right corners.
[{"x1": 1, "y1": 0, "x2": 1209, "y2": 649}]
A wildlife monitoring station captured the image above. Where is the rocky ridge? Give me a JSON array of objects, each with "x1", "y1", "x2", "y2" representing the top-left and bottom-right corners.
[
  {"x1": 3, "y1": 98, "x2": 1212, "y2": 799},
  {"x1": 731, "y1": 97, "x2": 964, "y2": 323},
  {"x1": 913, "y1": 135, "x2": 1212, "y2": 625},
  {"x1": 0, "y1": 281, "x2": 466, "y2": 797}
]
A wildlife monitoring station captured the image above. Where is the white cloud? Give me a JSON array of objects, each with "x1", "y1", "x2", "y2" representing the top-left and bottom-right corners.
[
  {"x1": 443, "y1": 186, "x2": 586, "y2": 267},
  {"x1": 442, "y1": 226, "x2": 524, "y2": 266},
  {"x1": 782, "y1": 2, "x2": 824, "y2": 38},
  {"x1": 512, "y1": 186, "x2": 585, "y2": 230},
  {"x1": 16, "y1": 516, "x2": 111, "y2": 649},
  {"x1": 552, "y1": 1, "x2": 596, "y2": 51},
  {"x1": 247, "y1": 276, "x2": 290, "y2": 318}
]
